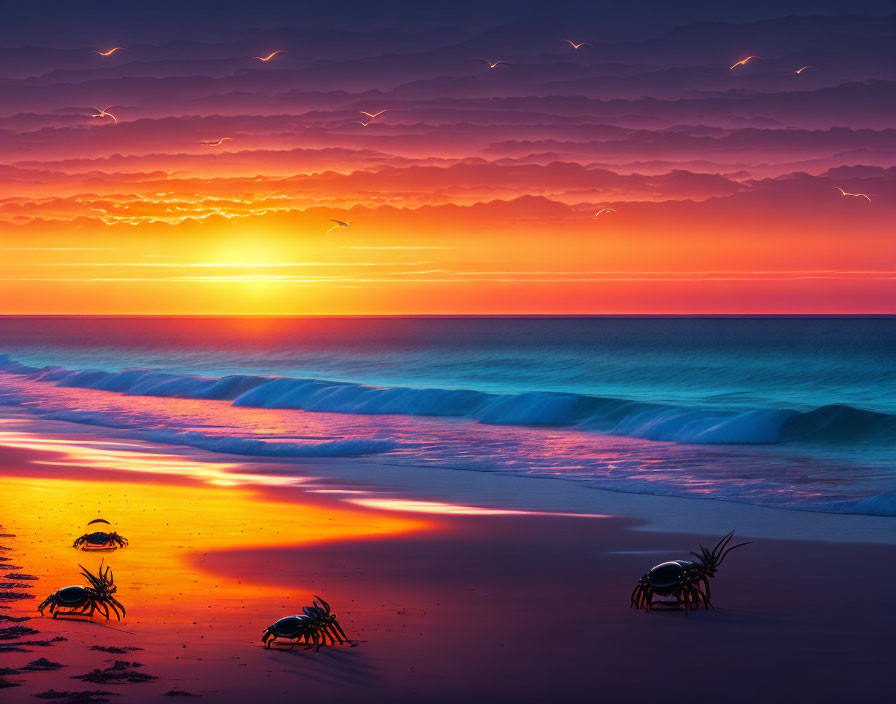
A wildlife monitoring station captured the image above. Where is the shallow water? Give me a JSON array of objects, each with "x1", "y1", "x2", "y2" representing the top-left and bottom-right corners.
[{"x1": 0, "y1": 316, "x2": 893, "y2": 515}]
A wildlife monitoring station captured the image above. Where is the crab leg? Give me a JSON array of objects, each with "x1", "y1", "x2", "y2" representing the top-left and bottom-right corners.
[{"x1": 331, "y1": 619, "x2": 350, "y2": 642}]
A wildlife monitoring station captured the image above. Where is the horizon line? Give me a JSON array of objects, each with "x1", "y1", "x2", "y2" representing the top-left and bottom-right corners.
[{"x1": 0, "y1": 313, "x2": 893, "y2": 320}]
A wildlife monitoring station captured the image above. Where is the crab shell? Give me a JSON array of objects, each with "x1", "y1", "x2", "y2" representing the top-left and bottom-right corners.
[
  {"x1": 265, "y1": 615, "x2": 313, "y2": 638},
  {"x1": 53, "y1": 585, "x2": 92, "y2": 606},
  {"x1": 645, "y1": 560, "x2": 698, "y2": 596}
]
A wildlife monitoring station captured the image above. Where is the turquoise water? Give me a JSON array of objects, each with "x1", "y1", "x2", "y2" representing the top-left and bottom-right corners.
[{"x1": 0, "y1": 317, "x2": 893, "y2": 514}]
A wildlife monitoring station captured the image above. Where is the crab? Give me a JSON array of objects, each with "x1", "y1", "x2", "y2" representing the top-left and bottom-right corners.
[
  {"x1": 37, "y1": 562, "x2": 126, "y2": 621},
  {"x1": 73, "y1": 518, "x2": 128, "y2": 550},
  {"x1": 630, "y1": 531, "x2": 751, "y2": 613},
  {"x1": 262, "y1": 596, "x2": 353, "y2": 650}
]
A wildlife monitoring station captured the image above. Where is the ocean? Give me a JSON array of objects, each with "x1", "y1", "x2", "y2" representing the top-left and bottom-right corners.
[{"x1": 0, "y1": 316, "x2": 893, "y2": 515}]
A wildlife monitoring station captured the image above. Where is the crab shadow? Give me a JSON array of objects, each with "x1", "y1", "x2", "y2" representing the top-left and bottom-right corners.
[
  {"x1": 264, "y1": 645, "x2": 379, "y2": 687},
  {"x1": 644, "y1": 606, "x2": 798, "y2": 628}
]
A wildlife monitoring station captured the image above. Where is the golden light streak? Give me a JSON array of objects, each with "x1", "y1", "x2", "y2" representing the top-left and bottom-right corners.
[{"x1": 347, "y1": 498, "x2": 608, "y2": 518}]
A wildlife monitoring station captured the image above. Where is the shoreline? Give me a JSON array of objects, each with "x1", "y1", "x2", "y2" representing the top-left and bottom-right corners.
[
  {"x1": 0, "y1": 410, "x2": 893, "y2": 544},
  {"x1": 0, "y1": 417, "x2": 894, "y2": 701}
]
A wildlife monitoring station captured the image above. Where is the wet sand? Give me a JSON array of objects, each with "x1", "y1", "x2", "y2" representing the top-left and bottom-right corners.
[{"x1": 0, "y1": 426, "x2": 893, "y2": 703}]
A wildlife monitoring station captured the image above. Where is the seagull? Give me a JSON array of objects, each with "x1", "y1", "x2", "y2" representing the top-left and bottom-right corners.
[
  {"x1": 95, "y1": 47, "x2": 123, "y2": 57},
  {"x1": 253, "y1": 50, "x2": 284, "y2": 62},
  {"x1": 478, "y1": 59, "x2": 506, "y2": 69},
  {"x1": 360, "y1": 110, "x2": 387, "y2": 119},
  {"x1": 563, "y1": 40, "x2": 591, "y2": 50},
  {"x1": 594, "y1": 208, "x2": 616, "y2": 218},
  {"x1": 200, "y1": 137, "x2": 232, "y2": 146},
  {"x1": 327, "y1": 219, "x2": 352, "y2": 232},
  {"x1": 358, "y1": 121, "x2": 371, "y2": 127},
  {"x1": 835, "y1": 186, "x2": 871, "y2": 202},
  {"x1": 792, "y1": 65, "x2": 816, "y2": 74},
  {"x1": 729, "y1": 56, "x2": 764, "y2": 70},
  {"x1": 90, "y1": 106, "x2": 118, "y2": 124}
]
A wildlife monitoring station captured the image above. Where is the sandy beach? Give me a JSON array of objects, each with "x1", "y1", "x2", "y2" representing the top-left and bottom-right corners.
[
  {"x1": 2, "y1": 0, "x2": 894, "y2": 698},
  {"x1": 1, "y1": 416, "x2": 893, "y2": 703}
]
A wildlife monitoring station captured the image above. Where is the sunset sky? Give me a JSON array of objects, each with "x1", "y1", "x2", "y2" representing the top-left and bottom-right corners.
[{"x1": 1, "y1": 0, "x2": 894, "y2": 314}]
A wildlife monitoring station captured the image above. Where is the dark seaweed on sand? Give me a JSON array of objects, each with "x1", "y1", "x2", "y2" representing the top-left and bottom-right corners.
[
  {"x1": 1, "y1": 658, "x2": 65, "y2": 675},
  {"x1": 0, "y1": 591, "x2": 33, "y2": 601},
  {"x1": 23, "y1": 658, "x2": 65, "y2": 671},
  {"x1": 5, "y1": 573, "x2": 38, "y2": 580},
  {"x1": 0, "y1": 625, "x2": 39, "y2": 639},
  {"x1": 164, "y1": 692, "x2": 202, "y2": 698},
  {"x1": 36, "y1": 691, "x2": 120, "y2": 704},
  {"x1": 89, "y1": 645, "x2": 143, "y2": 654},
  {"x1": 72, "y1": 661, "x2": 157, "y2": 684},
  {"x1": 0, "y1": 614, "x2": 30, "y2": 622},
  {"x1": 0, "y1": 636, "x2": 67, "y2": 653}
]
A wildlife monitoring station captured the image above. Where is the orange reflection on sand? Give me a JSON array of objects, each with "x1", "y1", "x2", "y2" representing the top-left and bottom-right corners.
[
  {"x1": 347, "y1": 498, "x2": 608, "y2": 518},
  {"x1": 0, "y1": 445, "x2": 429, "y2": 626},
  {"x1": 0, "y1": 431, "x2": 295, "y2": 487}
]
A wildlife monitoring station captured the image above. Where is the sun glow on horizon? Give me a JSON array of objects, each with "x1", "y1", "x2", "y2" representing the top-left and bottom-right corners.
[{"x1": 1, "y1": 11, "x2": 893, "y2": 315}]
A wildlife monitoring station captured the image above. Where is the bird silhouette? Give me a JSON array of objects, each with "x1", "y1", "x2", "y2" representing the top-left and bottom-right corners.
[
  {"x1": 90, "y1": 106, "x2": 118, "y2": 124},
  {"x1": 327, "y1": 219, "x2": 352, "y2": 232},
  {"x1": 253, "y1": 51, "x2": 284, "y2": 62},
  {"x1": 478, "y1": 59, "x2": 506, "y2": 69},
  {"x1": 360, "y1": 110, "x2": 388, "y2": 119},
  {"x1": 95, "y1": 47, "x2": 123, "y2": 57},
  {"x1": 729, "y1": 56, "x2": 764, "y2": 70},
  {"x1": 200, "y1": 138, "x2": 232, "y2": 146},
  {"x1": 792, "y1": 65, "x2": 816, "y2": 74},
  {"x1": 835, "y1": 187, "x2": 871, "y2": 202},
  {"x1": 563, "y1": 40, "x2": 591, "y2": 50},
  {"x1": 594, "y1": 208, "x2": 616, "y2": 218}
]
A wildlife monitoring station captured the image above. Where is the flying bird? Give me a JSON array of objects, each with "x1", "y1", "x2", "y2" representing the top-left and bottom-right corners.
[
  {"x1": 200, "y1": 137, "x2": 232, "y2": 146},
  {"x1": 90, "y1": 106, "x2": 118, "y2": 124},
  {"x1": 253, "y1": 51, "x2": 284, "y2": 62},
  {"x1": 729, "y1": 56, "x2": 764, "y2": 70},
  {"x1": 835, "y1": 186, "x2": 871, "y2": 202},
  {"x1": 95, "y1": 47, "x2": 123, "y2": 57},
  {"x1": 563, "y1": 40, "x2": 591, "y2": 50},
  {"x1": 327, "y1": 219, "x2": 352, "y2": 232},
  {"x1": 360, "y1": 110, "x2": 388, "y2": 119},
  {"x1": 358, "y1": 121, "x2": 371, "y2": 127},
  {"x1": 594, "y1": 208, "x2": 616, "y2": 218},
  {"x1": 792, "y1": 65, "x2": 816, "y2": 74},
  {"x1": 478, "y1": 59, "x2": 506, "y2": 69}
]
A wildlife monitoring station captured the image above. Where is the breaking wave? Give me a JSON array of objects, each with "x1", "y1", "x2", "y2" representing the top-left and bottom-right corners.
[{"x1": 2, "y1": 353, "x2": 893, "y2": 447}]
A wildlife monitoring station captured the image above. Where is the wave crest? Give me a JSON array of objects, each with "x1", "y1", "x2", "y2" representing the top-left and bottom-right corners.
[{"x1": 1, "y1": 353, "x2": 893, "y2": 446}]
